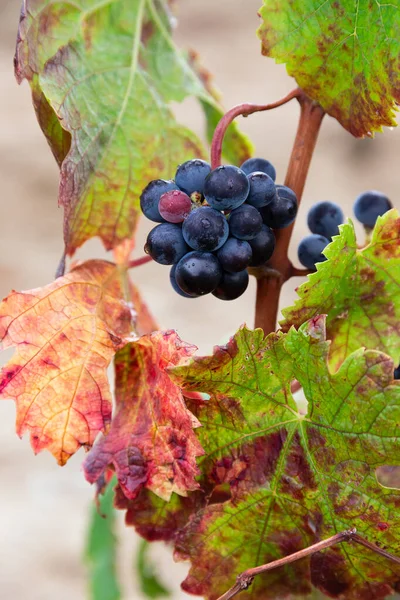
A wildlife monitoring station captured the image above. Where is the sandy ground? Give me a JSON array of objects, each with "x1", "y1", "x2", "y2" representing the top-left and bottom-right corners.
[{"x1": 0, "y1": 1, "x2": 399, "y2": 598}]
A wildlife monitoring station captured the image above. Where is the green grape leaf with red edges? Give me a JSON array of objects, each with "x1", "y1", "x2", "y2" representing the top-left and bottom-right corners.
[
  {"x1": 281, "y1": 210, "x2": 400, "y2": 372},
  {"x1": 0, "y1": 259, "x2": 134, "y2": 464},
  {"x1": 84, "y1": 331, "x2": 204, "y2": 501},
  {"x1": 258, "y1": 0, "x2": 400, "y2": 137},
  {"x1": 15, "y1": 0, "x2": 251, "y2": 255},
  {"x1": 170, "y1": 318, "x2": 400, "y2": 600}
]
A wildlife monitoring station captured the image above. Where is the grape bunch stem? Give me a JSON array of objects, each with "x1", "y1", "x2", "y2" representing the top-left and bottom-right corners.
[{"x1": 210, "y1": 90, "x2": 325, "y2": 334}]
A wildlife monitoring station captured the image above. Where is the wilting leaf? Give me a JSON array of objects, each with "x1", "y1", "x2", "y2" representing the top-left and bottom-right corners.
[
  {"x1": 136, "y1": 539, "x2": 171, "y2": 599},
  {"x1": 170, "y1": 318, "x2": 400, "y2": 599},
  {"x1": 0, "y1": 260, "x2": 133, "y2": 464},
  {"x1": 281, "y1": 210, "x2": 400, "y2": 371},
  {"x1": 15, "y1": 0, "x2": 250, "y2": 255},
  {"x1": 258, "y1": 0, "x2": 400, "y2": 136},
  {"x1": 84, "y1": 331, "x2": 204, "y2": 501},
  {"x1": 85, "y1": 477, "x2": 121, "y2": 600}
]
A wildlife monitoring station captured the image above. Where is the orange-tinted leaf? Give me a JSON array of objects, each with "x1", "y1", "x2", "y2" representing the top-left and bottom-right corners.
[
  {"x1": 0, "y1": 260, "x2": 133, "y2": 464},
  {"x1": 84, "y1": 331, "x2": 203, "y2": 501}
]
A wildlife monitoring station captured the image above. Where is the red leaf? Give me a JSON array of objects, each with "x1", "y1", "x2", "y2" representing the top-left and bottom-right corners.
[{"x1": 84, "y1": 331, "x2": 204, "y2": 501}]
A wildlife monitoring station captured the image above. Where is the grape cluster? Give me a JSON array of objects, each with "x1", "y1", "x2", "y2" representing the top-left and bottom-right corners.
[
  {"x1": 141, "y1": 158, "x2": 298, "y2": 300},
  {"x1": 298, "y1": 190, "x2": 393, "y2": 271}
]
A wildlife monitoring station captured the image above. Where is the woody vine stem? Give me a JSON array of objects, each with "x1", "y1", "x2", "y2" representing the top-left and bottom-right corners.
[{"x1": 210, "y1": 88, "x2": 325, "y2": 334}]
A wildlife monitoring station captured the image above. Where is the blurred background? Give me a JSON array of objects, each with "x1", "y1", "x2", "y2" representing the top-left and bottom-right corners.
[{"x1": 0, "y1": 0, "x2": 399, "y2": 598}]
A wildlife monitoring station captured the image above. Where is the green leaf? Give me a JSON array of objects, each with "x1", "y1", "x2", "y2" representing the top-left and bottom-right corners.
[
  {"x1": 171, "y1": 318, "x2": 400, "y2": 600},
  {"x1": 15, "y1": 0, "x2": 252, "y2": 255},
  {"x1": 85, "y1": 478, "x2": 121, "y2": 600},
  {"x1": 281, "y1": 210, "x2": 400, "y2": 371},
  {"x1": 136, "y1": 540, "x2": 170, "y2": 599},
  {"x1": 258, "y1": 1, "x2": 400, "y2": 137}
]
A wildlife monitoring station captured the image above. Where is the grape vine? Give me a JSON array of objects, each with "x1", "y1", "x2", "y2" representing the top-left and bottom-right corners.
[{"x1": 4, "y1": 1, "x2": 400, "y2": 599}]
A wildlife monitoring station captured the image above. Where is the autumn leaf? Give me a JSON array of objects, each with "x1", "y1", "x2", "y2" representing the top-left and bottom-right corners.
[
  {"x1": 281, "y1": 210, "x2": 400, "y2": 371},
  {"x1": 84, "y1": 331, "x2": 204, "y2": 501},
  {"x1": 114, "y1": 484, "x2": 203, "y2": 543},
  {"x1": 0, "y1": 260, "x2": 134, "y2": 464},
  {"x1": 258, "y1": 0, "x2": 400, "y2": 136},
  {"x1": 15, "y1": 0, "x2": 251, "y2": 255},
  {"x1": 171, "y1": 318, "x2": 400, "y2": 600}
]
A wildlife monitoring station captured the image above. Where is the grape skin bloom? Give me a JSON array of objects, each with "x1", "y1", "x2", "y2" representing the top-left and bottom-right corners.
[
  {"x1": 145, "y1": 223, "x2": 188, "y2": 265},
  {"x1": 204, "y1": 165, "x2": 250, "y2": 211},
  {"x1": 182, "y1": 206, "x2": 229, "y2": 252}
]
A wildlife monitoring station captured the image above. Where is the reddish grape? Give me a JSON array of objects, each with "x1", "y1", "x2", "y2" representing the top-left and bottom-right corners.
[{"x1": 158, "y1": 190, "x2": 192, "y2": 223}]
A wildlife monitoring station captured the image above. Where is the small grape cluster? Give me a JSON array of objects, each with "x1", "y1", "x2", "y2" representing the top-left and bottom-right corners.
[
  {"x1": 298, "y1": 191, "x2": 393, "y2": 271},
  {"x1": 141, "y1": 158, "x2": 298, "y2": 300}
]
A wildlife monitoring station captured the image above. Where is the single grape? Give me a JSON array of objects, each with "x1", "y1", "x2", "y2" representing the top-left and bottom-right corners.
[
  {"x1": 298, "y1": 234, "x2": 329, "y2": 270},
  {"x1": 248, "y1": 225, "x2": 276, "y2": 266},
  {"x1": 353, "y1": 190, "x2": 393, "y2": 228},
  {"x1": 212, "y1": 269, "x2": 249, "y2": 301},
  {"x1": 394, "y1": 365, "x2": 400, "y2": 380},
  {"x1": 175, "y1": 159, "x2": 211, "y2": 195},
  {"x1": 229, "y1": 204, "x2": 263, "y2": 240},
  {"x1": 246, "y1": 172, "x2": 276, "y2": 208},
  {"x1": 175, "y1": 251, "x2": 222, "y2": 296},
  {"x1": 307, "y1": 201, "x2": 344, "y2": 239},
  {"x1": 204, "y1": 165, "x2": 250, "y2": 211},
  {"x1": 140, "y1": 179, "x2": 179, "y2": 222},
  {"x1": 159, "y1": 190, "x2": 192, "y2": 223},
  {"x1": 276, "y1": 185, "x2": 297, "y2": 203},
  {"x1": 260, "y1": 186, "x2": 298, "y2": 229},
  {"x1": 182, "y1": 206, "x2": 229, "y2": 252},
  {"x1": 216, "y1": 238, "x2": 252, "y2": 273},
  {"x1": 144, "y1": 223, "x2": 188, "y2": 265},
  {"x1": 240, "y1": 157, "x2": 276, "y2": 181},
  {"x1": 169, "y1": 265, "x2": 198, "y2": 298}
]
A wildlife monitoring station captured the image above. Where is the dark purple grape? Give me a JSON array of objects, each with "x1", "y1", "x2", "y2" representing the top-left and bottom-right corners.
[
  {"x1": 249, "y1": 225, "x2": 275, "y2": 266},
  {"x1": 246, "y1": 172, "x2": 276, "y2": 208},
  {"x1": 298, "y1": 234, "x2": 329, "y2": 270},
  {"x1": 170, "y1": 265, "x2": 198, "y2": 298},
  {"x1": 144, "y1": 223, "x2": 188, "y2": 265},
  {"x1": 175, "y1": 251, "x2": 222, "y2": 296},
  {"x1": 204, "y1": 165, "x2": 249, "y2": 211},
  {"x1": 307, "y1": 201, "x2": 344, "y2": 239},
  {"x1": 394, "y1": 365, "x2": 400, "y2": 380},
  {"x1": 159, "y1": 190, "x2": 192, "y2": 223},
  {"x1": 175, "y1": 159, "x2": 211, "y2": 195},
  {"x1": 182, "y1": 206, "x2": 229, "y2": 252},
  {"x1": 229, "y1": 204, "x2": 263, "y2": 240},
  {"x1": 353, "y1": 191, "x2": 392, "y2": 228},
  {"x1": 240, "y1": 157, "x2": 276, "y2": 181},
  {"x1": 140, "y1": 179, "x2": 179, "y2": 222},
  {"x1": 212, "y1": 270, "x2": 249, "y2": 301},
  {"x1": 216, "y1": 238, "x2": 252, "y2": 273},
  {"x1": 260, "y1": 186, "x2": 298, "y2": 229}
]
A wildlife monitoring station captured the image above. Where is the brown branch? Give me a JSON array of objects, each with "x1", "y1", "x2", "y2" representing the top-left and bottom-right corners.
[
  {"x1": 291, "y1": 265, "x2": 313, "y2": 277},
  {"x1": 216, "y1": 529, "x2": 400, "y2": 600},
  {"x1": 254, "y1": 94, "x2": 325, "y2": 334},
  {"x1": 210, "y1": 88, "x2": 302, "y2": 169},
  {"x1": 128, "y1": 255, "x2": 153, "y2": 269}
]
